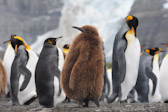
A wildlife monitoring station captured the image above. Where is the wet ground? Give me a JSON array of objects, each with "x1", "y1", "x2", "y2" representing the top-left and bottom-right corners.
[{"x1": 0, "y1": 96, "x2": 168, "y2": 112}]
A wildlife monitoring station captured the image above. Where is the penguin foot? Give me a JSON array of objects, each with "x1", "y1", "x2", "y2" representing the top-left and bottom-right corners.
[
  {"x1": 164, "y1": 100, "x2": 168, "y2": 103},
  {"x1": 107, "y1": 94, "x2": 118, "y2": 103},
  {"x1": 83, "y1": 100, "x2": 89, "y2": 107},
  {"x1": 83, "y1": 104, "x2": 89, "y2": 107},
  {"x1": 5, "y1": 92, "x2": 11, "y2": 98},
  {"x1": 93, "y1": 99, "x2": 99, "y2": 107},
  {"x1": 8, "y1": 100, "x2": 19, "y2": 106},
  {"x1": 119, "y1": 100, "x2": 127, "y2": 103},
  {"x1": 78, "y1": 101, "x2": 83, "y2": 108}
]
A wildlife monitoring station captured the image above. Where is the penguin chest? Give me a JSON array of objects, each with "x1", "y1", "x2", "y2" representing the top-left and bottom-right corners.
[
  {"x1": 149, "y1": 54, "x2": 161, "y2": 102},
  {"x1": 124, "y1": 38, "x2": 140, "y2": 81},
  {"x1": 159, "y1": 54, "x2": 168, "y2": 101},
  {"x1": 3, "y1": 44, "x2": 15, "y2": 94},
  {"x1": 152, "y1": 54, "x2": 160, "y2": 77}
]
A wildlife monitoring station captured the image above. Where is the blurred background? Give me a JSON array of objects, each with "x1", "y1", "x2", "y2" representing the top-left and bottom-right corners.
[{"x1": 0, "y1": 0, "x2": 168, "y2": 63}]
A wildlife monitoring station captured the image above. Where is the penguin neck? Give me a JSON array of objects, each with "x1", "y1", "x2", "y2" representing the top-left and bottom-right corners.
[
  {"x1": 63, "y1": 49, "x2": 69, "y2": 54},
  {"x1": 44, "y1": 43, "x2": 56, "y2": 48},
  {"x1": 24, "y1": 43, "x2": 31, "y2": 50},
  {"x1": 125, "y1": 29, "x2": 136, "y2": 43},
  {"x1": 153, "y1": 54, "x2": 159, "y2": 64},
  {"x1": 165, "y1": 53, "x2": 168, "y2": 58}
]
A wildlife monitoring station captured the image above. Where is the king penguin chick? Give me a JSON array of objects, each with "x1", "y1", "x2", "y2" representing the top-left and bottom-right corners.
[
  {"x1": 35, "y1": 37, "x2": 66, "y2": 108},
  {"x1": 0, "y1": 59, "x2": 7, "y2": 96},
  {"x1": 61, "y1": 25, "x2": 104, "y2": 107},
  {"x1": 3, "y1": 35, "x2": 16, "y2": 97},
  {"x1": 108, "y1": 15, "x2": 140, "y2": 103},
  {"x1": 5, "y1": 35, "x2": 38, "y2": 105}
]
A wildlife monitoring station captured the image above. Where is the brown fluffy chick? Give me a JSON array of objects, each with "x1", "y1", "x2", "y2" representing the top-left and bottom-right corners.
[
  {"x1": 61, "y1": 25, "x2": 104, "y2": 107},
  {"x1": 0, "y1": 59, "x2": 7, "y2": 96}
]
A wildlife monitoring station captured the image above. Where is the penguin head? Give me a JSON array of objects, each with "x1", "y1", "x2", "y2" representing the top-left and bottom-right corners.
[
  {"x1": 4, "y1": 34, "x2": 31, "y2": 52},
  {"x1": 63, "y1": 44, "x2": 70, "y2": 49},
  {"x1": 126, "y1": 15, "x2": 138, "y2": 36},
  {"x1": 63, "y1": 44, "x2": 70, "y2": 53},
  {"x1": 72, "y1": 25, "x2": 99, "y2": 36},
  {"x1": 44, "y1": 36, "x2": 62, "y2": 46},
  {"x1": 144, "y1": 47, "x2": 161, "y2": 56}
]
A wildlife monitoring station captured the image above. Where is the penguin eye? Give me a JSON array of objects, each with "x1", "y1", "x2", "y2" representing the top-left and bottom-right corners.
[{"x1": 84, "y1": 29, "x2": 89, "y2": 32}]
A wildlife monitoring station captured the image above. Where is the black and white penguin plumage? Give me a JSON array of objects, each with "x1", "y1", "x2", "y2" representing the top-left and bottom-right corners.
[
  {"x1": 6, "y1": 35, "x2": 38, "y2": 105},
  {"x1": 144, "y1": 47, "x2": 163, "y2": 103},
  {"x1": 134, "y1": 46, "x2": 157, "y2": 103},
  {"x1": 3, "y1": 35, "x2": 16, "y2": 97},
  {"x1": 108, "y1": 15, "x2": 140, "y2": 103},
  {"x1": 101, "y1": 42, "x2": 111, "y2": 102},
  {"x1": 35, "y1": 37, "x2": 66, "y2": 108},
  {"x1": 158, "y1": 44, "x2": 168, "y2": 103}
]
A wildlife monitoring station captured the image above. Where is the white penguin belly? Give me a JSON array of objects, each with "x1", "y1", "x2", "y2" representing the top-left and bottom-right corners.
[
  {"x1": 121, "y1": 38, "x2": 140, "y2": 101},
  {"x1": 17, "y1": 50, "x2": 38, "y2": 105},
  {"x1": 159, "y1": 55, "x2": 168, "y2": 102},
  {"x1": 107, "y1": 69, "x2": 113, "y2": 98},
  {"x1": 57, "y1": 47, "x2": 64, "y2": 71},
  {"x1": 53, "y1": 76, "x2": 66, "y2": 106},
  {"x1": 3, "y1": 44, "x2": 15, "y2": 95},
  {"x1": 148, "y1": 54, "x2": 161, "y2": 103}
]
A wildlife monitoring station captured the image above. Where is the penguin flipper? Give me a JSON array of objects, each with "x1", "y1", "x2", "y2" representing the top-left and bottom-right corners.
[
  {"x1": 53, "y1": 68, "x2": 62, "y2": 96},
  {"x1": 145, "y1": 67, "x2": 157, "y2": 96},
  {"x1": 49, "y1": 58, "x2": 62, "y2": 96},
  {"x1": 19, "y1": 66, "x2": 31, "y2": 91},
  {"x1": 117, "y1": 41, "x2": 127, "y2": 83}
]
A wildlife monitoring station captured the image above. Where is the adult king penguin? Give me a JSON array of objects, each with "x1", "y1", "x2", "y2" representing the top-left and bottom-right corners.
[
  {"x1": 158, "y1": 44, "x2": 168, "y2": 103},
  {"x1": 144, "y1": 47, "x2": 162, "y2": 103},
  {"x1": 134, "y1": 46, "x2": 157, "y2": 103},
  {"x1": 35, "y1": 37, "x2": 66, "y2": 108},
  {"x1": 108, "y1": 15, "x2": 140, "y2": 103},
  {"x1": 61, "y1": 25, "x2": 104, "y2": 107},
  {"x1": 3, "y1": 35, "x2": 16, "y2": 97},
  {"x1": 5, "y1": 35, "x2": 38, "y2": 105}
]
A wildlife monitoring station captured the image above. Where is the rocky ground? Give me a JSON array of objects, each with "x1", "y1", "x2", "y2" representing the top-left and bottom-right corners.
[{"x1": 0, "y1": 96, "x2": 168, "y2": 112}]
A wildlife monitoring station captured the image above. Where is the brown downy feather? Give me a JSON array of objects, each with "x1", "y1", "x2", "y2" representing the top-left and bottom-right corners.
[
  {"x1": 0, "y1": 59, "x2": 7, "y2": 96},
  {"x1": 61, "y1": 25, "x2": 104, "y2": 106}
]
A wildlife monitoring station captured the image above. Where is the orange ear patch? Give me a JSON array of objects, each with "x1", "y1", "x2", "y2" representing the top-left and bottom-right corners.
[
  {"x1": 48, "y1": 40, "x2": 53, "y2": 45},
  {"x1": 126, "y1": 16, "x2": 133, "y2": 22}
]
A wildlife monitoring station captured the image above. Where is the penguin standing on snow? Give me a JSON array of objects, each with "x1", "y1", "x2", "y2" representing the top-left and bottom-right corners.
[
  {"x1": 61, "y1": 25, "x2": 104, "y2": 107},
  {"x1": 35, "y1": 37, "x2": 66, "y2": 108},
  {"x1": 3, "y1": 35, "x2": 16, "y2": 97},
  {"x1": 108, "y1": 15, "x2": 140, "y2": 103},
  {"x1": 5, "y1": 35, "x2": 38, "y2": 105}
]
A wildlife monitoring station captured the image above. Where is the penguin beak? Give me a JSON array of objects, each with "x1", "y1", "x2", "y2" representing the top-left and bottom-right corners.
[
  {"x1": 72, "y1": 26, "x2": 84, "y2": 32},
  {"x1": 131, "y1": 27, "x2": 135, "y2": 36},
  {"x1": 3, "y1": 40, "x2": 10, "y2": 44},
  {"x1": 162, "y1": 43, "x2": 168, "y2": 47},
  {"x1": 15, "y1": 44, "x2": 18, "y2": 53},
  {"x1": 55, "y1": 36, "x2": 63, "y2": 42}
]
